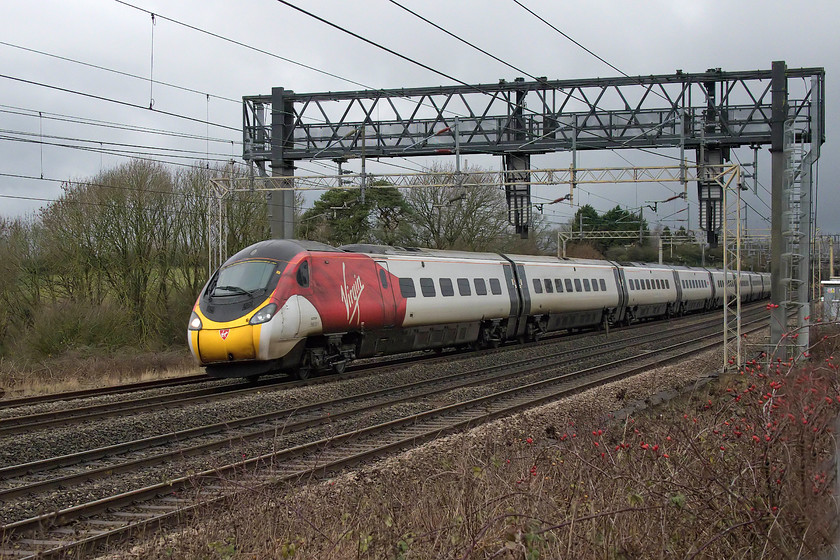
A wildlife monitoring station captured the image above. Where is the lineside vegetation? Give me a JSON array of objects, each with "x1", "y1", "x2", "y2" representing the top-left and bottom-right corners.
[
  {"x1": 0, "y1": 158, "x2": 766, "y2": 395},
  {"x1": 125, "y1": 325, "x2": 840, "y2": 559}
]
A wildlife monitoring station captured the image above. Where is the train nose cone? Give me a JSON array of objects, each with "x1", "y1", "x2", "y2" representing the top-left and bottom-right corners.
[{"x1": 198, "y1": 326, "x2": 257, "y2": 363}]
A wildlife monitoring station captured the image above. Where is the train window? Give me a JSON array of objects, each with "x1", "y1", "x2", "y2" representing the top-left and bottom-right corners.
[
  {"x1": 532, "y1": 278, "x2": 543, "y2": 294},
  {"x1": 591, "y1": 278, "x2": 599, "y2": 292},
  {"x1": 645, "y1": 279, "x2": 652, "y2": 290},
  {"x1": 399, "y1": 278, "x2": 416, "y2": 298},
  {"x1": 654, "y1": 279, "x2": 660, "y2": 289},
  {"x1": 565, "y1": 279, "x2": 573, "y2": 292},
  {"x1": 490, "y1": 278, "x2": 502, "y2": 295},
  {"x1": 574, "y1": 279, "x2": 582, "y2": 292},
  {"x1": 583, "y1": 279, "x2": 591, "y2": 292},
  {"x1": 544, "y1": 279, "x2": 553, "y2": 293},
  {"x1": 474, "y1": 278, "x2": 488, "y2": 295},
  {"x1": 555, "y1": 279, "x2": 564, "y2": 292},
  {"x1": 296, "y1": 261, "x2": 310, "y2": 287},
  {"x1": 628, "y1": 279, "x2": 635, "y2": 291},
  {"x1": 439, "y1": 278, "x2": 454, "y2": 297},
  {"x1": 379, "y1": 269, "x2": 388, "y2": 289},
  {"x1": 665, "y1": 279, "x2": 669, "y2": 289},
  {"x1": 457, "y1": 278, "x2": 471, "y2": 296},
  {"x1": 600, "y1": 279, "x2": 607, "y2": 291},
  {"x1": 420, "y1": 278, "x2": 436, "y2": 297},
  {"x1": 657, "y1": 279, "x2": 663, "y2": 289}
]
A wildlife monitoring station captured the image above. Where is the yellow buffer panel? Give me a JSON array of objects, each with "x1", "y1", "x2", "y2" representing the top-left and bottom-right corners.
[{"x1": 197, "y1": 325, "x2": 261, "y2": 363}]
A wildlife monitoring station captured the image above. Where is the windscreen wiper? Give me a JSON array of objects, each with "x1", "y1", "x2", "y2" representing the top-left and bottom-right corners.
[{"x1": 212, "y1": 285, "x2": 250, "y2": 296}]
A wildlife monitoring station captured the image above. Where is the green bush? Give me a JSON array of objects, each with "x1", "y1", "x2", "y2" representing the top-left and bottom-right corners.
[{"x1": 13, "y1": 300, "x2": 139, "y2": 359}]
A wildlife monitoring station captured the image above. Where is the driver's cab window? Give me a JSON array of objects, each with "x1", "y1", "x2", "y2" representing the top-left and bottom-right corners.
[{"x1": 296, "y1": 260, "x2": 310, "y2": 287}]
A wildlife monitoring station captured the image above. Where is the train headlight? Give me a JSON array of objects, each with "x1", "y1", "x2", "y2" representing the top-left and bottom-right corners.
[
  {"x1": 249, "y1": 303, "x2": 278, "y2": 325},
  {"x1": 188, "y1": 311, "x2": 203, "y2": 331}
]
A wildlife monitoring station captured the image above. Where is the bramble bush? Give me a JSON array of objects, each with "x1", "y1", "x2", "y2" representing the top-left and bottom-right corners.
[{"x1": 130, "y1": 326, "x2": 840, "y2": 559}]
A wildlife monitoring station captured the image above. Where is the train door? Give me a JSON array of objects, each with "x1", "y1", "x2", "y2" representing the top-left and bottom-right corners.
[
  {"x1": 502, "y1": 263, "x2": 521, "y2": 339},
  {"x1": 375, "y1": 260, "x2": 397, "y2": 327}
]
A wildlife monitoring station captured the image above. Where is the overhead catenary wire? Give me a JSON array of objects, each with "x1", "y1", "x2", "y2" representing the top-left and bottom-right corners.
[
  {"x1": 1, "y1": 1, "x2": 763, "y2": 236},
  {"x1": 1, "y1": 135, "x2": 239, "y2": 169},
  {"x1": 386, "y1": 0, "x2": 542, "y2": 83},
  {"x1": 1, "y1": 128, "x2": 236, "y2": 159},
  {"x1": 113, "y1": 0, "x2": 374, "y2": 91},
  {"x1": 274, "y1": 0, "x2": 696, "y2": 172},
  {"x1": 0, "y1": 104, "x2": 240, "y2": 145},
  {"x1": 103, "y1": 0, "x2": 697, "y2": 172},
  {"x1": 0, "y1": 41, "x2": 241, "y2": 105},
  {"x1": 0, "y1": 74, "x2": 240, "y2": 133}
]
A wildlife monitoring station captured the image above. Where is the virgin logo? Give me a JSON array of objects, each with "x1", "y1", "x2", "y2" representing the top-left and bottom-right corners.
[
  {"x1": 340, "y1": 262, "x2": 365, "y2": 325},
  {"x1": 219, "y1": 329, "x2": 230, "y2": 340}
]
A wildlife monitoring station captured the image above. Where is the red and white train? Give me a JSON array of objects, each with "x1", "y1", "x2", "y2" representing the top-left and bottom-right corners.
[{"x1": 187, "y1": 239, "x2": 769, "y2": 379}]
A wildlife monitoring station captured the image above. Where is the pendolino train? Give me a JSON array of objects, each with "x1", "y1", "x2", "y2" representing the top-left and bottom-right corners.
[{"x1": 187, "y1": 239, "x2": 770, "y2": 380}]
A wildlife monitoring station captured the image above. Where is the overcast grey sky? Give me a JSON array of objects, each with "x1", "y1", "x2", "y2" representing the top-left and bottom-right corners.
[{"x1": 1, "y1": 0, "x2": 837, "y2": 236}]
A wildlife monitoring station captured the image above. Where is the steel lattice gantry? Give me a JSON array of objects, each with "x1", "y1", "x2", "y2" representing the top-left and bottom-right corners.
[{"x1": 242, "y1": 64, "x2": 823, "y2": 240}]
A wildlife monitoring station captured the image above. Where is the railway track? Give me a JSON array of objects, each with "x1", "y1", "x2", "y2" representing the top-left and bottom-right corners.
[
  {"x1": 0, "y1": 306, "x2": 769, "y2": 558},
  {"x1": 0, "y1": 301, "x2": 763, "y2": 413},
  {"x1": 0, "y1": 306, "x2": 767, "y2": 494},
  {"x1": 0, "y1": 304, "x2": 763, "y2": 436}
]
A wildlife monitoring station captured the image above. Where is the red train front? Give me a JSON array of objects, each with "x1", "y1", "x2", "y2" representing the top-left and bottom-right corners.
[{"x1": 188, "y1": 239, "x2": 407, "y2": 379}]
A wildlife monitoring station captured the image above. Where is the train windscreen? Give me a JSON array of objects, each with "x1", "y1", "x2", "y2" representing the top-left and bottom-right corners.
[{"x1": 210, "y1": 260, "x2": 282, "y2": 298}]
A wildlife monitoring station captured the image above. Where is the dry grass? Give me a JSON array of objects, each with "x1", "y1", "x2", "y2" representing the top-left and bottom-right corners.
[
  {"x1": 113, "y1": 327, "x2": 840, "y2": 560},
  {"x1": 0, "y1": 349, "x2": 198, "y2": 398}
]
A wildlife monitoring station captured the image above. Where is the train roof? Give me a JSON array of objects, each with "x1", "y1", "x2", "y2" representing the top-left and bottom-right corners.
[
  {"x1": 502, "y1": 254, "x2": 615, "y2": 267},
  {"x1": 340, "y1": 243, "x2": 505, "y2": 262},
  {"x1": 227, "y1": 239, "x2": 343, "y2": 264}
]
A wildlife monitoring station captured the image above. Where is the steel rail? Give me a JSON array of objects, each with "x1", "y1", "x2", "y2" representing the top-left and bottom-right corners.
[
  {"x1": 0, "y1": 309, "x2": 764, "y2": 502},
  {"x1": 0, "y1": 373, "x2": 211, "y2": 409},
  {"x1": 0, "y1": 305, "x2": 755, "y2": 436},
  {"x1": 0, "y1": 304, "x2": 764, "y2": 478},
  {"x1": 0, "y1": 315, "x2": 770, "y2": 558}
]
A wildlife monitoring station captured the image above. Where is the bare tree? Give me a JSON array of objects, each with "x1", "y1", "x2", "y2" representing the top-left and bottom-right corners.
[
  {"x1": 401, "y1": 162, "x2": 512, "y2": 251},
  {"x1": 0, "y1": 217, "x2": 42, "y2": 347}
]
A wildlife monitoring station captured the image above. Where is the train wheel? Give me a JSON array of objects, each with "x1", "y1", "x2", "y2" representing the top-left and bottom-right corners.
[
  {"x1": 332, "y1": 361, "x2": 347, "y2": 375},
  {"x1": 296, "y1": 354, "x2": 313, "y2": 381}
]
